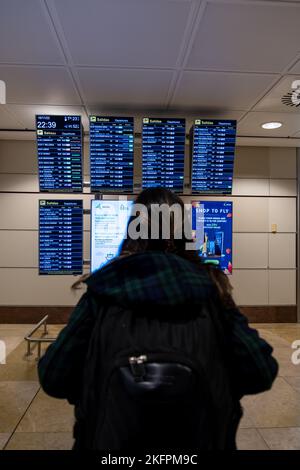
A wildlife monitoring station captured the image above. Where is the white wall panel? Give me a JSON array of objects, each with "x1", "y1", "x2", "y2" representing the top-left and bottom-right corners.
[
  {"x1": 269, "y1": 270, "x2": 296, "y2": 305},
  {"x1": 83, "y1": 142, "x2": 89, "y2": 176},
  {"x1": 234, "y1": 147, "x2": 269, "y2": 178},
  {"x1": 232, "y1": 178, "x2": 269, "y2": 196},
  {"x1": 0, "y1": 231, "x2": 37, "y2": 267},
  {"x1": 0, "y1": 268, "x2": 84, "y2": 306},
  {"x1": 0, "y1": 140, "x2": 37, "y2": 174},
  {"x1": 85, "y1": 213, "x2": 90, "y2": 232},
  {"x1": 269, "y1": 198, "x2": 296, "y2": 233},
  {"x1": 233, "y1": 197, "x2": 269, "y2": 232},
  {"x1": 230, "y1": 270, "x2": 269, "y2": 305},
  {"x1": 269, "y1": 147, "x2": 296, "y2": 179},
  {"x1": 269, "y1": 233, "x2": 296, "y2": 269},
  {"x1": 134, "y1": 145, "x2": 142, "y2": 179},
  {"x1": 269, "y1": 179, "x2": 297, "y2": 197},
  {"x1": 0, "y1": 174, "x2": 38, "y2": 192},
  {"x1": 233, "y1": 233, "x2": 268, "y2": 269},
  {"x1": 83, "y1": 230, "x2": 90, "y2": 262}
]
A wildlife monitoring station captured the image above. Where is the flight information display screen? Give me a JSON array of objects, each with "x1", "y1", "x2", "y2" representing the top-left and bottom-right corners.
[
  {"x1": 142, "y1": 118, "x2": 185, "y2": 191},
  {"x1": 192, "y1": 201, "x2": 233, "y2": 274},
  {"x1": 89, "y1": 116, "x2": 134, "y2": 192},
  {"x1": 36, "y1": 115, "x2": 83, "y2": 192},
  {"x1": 39, "y1": 199, "x2": 83, "y2": 275},
  {"x1": 191, "y1": 119, "x2": 236, "y2": 194},
  {"x1": 91, "y1": 200, "x2": 133, "y2": 272}
]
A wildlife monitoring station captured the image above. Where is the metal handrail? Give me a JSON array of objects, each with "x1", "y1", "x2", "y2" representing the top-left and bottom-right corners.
[{"x1": 24, "y1": 315, "x2": 56, "y2": 359}]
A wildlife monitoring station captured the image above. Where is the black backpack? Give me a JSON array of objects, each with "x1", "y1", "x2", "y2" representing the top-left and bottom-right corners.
[{"x1": 77, "y1": 299, "x2": 240, "y2": 450}]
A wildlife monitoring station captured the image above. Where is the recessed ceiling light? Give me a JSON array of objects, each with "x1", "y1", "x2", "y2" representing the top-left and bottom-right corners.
[{"x1": 261, "y1": 122, "x2": 282, "y2": 130}]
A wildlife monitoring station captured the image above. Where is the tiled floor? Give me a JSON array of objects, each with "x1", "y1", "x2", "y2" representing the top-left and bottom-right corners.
[{"x1": 0, "y1": 322, "x2": 300, "y2": 450}]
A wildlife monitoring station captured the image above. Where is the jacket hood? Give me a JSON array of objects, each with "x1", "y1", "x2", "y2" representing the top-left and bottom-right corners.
[{"x1": 85, "y1": 252, "x2": 215, "y2": 308}]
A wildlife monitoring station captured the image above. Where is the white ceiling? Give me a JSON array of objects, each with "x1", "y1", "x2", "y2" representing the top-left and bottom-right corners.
[{"x1": 0, "y1": 0, "x2": 300, "y2": 143}]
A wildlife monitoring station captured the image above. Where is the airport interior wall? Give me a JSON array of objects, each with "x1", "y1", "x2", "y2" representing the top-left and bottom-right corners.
[{"x1": 0, "y1": 141, "x2": 297, "y2": 322}]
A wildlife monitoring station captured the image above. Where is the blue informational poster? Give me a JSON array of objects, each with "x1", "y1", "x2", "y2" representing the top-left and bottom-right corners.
[
  {"x1": 91, "y1": 200, "x2": 133, "y2": 272},
  {"x1": 192, "y1": 201, "x2": 233, "y2": 274}
]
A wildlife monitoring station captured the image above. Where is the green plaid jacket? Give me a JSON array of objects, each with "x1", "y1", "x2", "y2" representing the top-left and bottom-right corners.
[{"x1": 38, "y1": 252, "x2": 278, "y2": 402}]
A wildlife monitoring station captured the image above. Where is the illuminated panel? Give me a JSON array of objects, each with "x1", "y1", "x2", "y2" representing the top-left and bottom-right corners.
[
  {"x1": 89, "y1": 116, "x2": 134, "y2": 192},
  {"x1": 191, "y1": 119, "x2": 236, "y2": 194},
  {"x1": 192, "y1": 200, "x2": 233, "y2": 274},
  {"x1": 36, "y1": 115, "x2": 83, "y2": 192},
  {"x1": 142, "y1": 117, "x2": 185, "y2": 191},
  {"x1": 39, "y1": 199, "x2": 83, "y2": 275},
  {"x1": 91, "y1": 199, "x2": 133, "y2": 272}
]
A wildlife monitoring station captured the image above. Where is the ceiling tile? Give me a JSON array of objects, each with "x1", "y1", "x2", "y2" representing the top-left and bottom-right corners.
[
  {"x1": 6, "y1": 104, "x2": 89, "y2": 130},
  {"x1": 171, "y1": 71, "x2": 277, "y2": 110},
  {"x1": 0, "y1": 0, "x2": 65, "y2": 64},
  {"x1": 0, "y1": 105, "x2": 24, "y2": 129},
  {"x1": 288, "y1": 58, "x2": 300, "y2": 74},
  {"x1": 77, "y1": 67, "x2": 173, "y2": 107},
  {"x1": 254, "y1": 75, "x2": 300, "y2": 113},
  {"x1": 0, "y1": 66, "x2": 81, "y2": 105},
  {"x1": 53, "y1": 0, "x2": 193, "y2": 67},
  {"x1": 187, "y1": 3, "x2": 300, "y2": 72},
  {"x1": 237, "y1": 112, "x2": 300, "y2": 137}
]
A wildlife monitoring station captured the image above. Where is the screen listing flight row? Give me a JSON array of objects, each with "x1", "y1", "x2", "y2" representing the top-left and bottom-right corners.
[
  {"x1": 39, "y1": 200, "x2": 83, "y2": 275},
  {"x1": 38, "y1": 199, "x2": 233, "y2": 275},
  {"x1": 89, "y1": 116, "x2": 134, "y2": 192},
  {"x1": 142, "y1": 118, "x2": 185, "y2": 191},
  {"x1": 36, "y1": 115, "x2": 83, "y2": 193},
  {"x1": 36, "y1": 115, "x2": 237, "y2": 194},
  {"x1": 191, "y1": 119, "x2": 236, "y2": 194}
]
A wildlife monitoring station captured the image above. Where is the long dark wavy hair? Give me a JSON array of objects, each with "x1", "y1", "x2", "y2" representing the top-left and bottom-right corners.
[
  {"x1": 120, "y1": 187, "x2": 234, "y2": 307},
  {"x1": 73, "y1": 187, "x2": 234, "y2": 307},
  {"x1": 120, "y1": 187, "x2": 196, "y2": 262}
]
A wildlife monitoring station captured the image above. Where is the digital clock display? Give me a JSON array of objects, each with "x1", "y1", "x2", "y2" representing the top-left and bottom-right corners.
[
  {"x1": 36, "y1": 115, "x2": 83, "y2": 193},
  {"x1": 37, "y1": 121, "x2": 57, "y2": 129}
]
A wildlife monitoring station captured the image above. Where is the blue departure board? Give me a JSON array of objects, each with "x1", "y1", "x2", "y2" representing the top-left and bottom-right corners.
[
  {"x1": 36, "y1": 115, "x2": 83, "y2": 192},
  {"x1": 89, "y1": 116, "x2": 134, "y2": 192},
  {"x1": 191, "y1": 119, "x2": 236, "y2": 194},
  {"x1": 142, "y1": 118, "x2": 185, "y2": 191},
  {"x1": 39, "y1": 200, "x2": 83, "y2": 275}
]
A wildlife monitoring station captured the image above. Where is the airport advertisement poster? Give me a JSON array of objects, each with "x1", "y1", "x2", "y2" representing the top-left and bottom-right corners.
[
  {"x1": 91, "y1": 200, "x2": 133, "y2": 272},
  {"x1": 192, "y1": 201, "x2": 233, "y2": 274}
]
